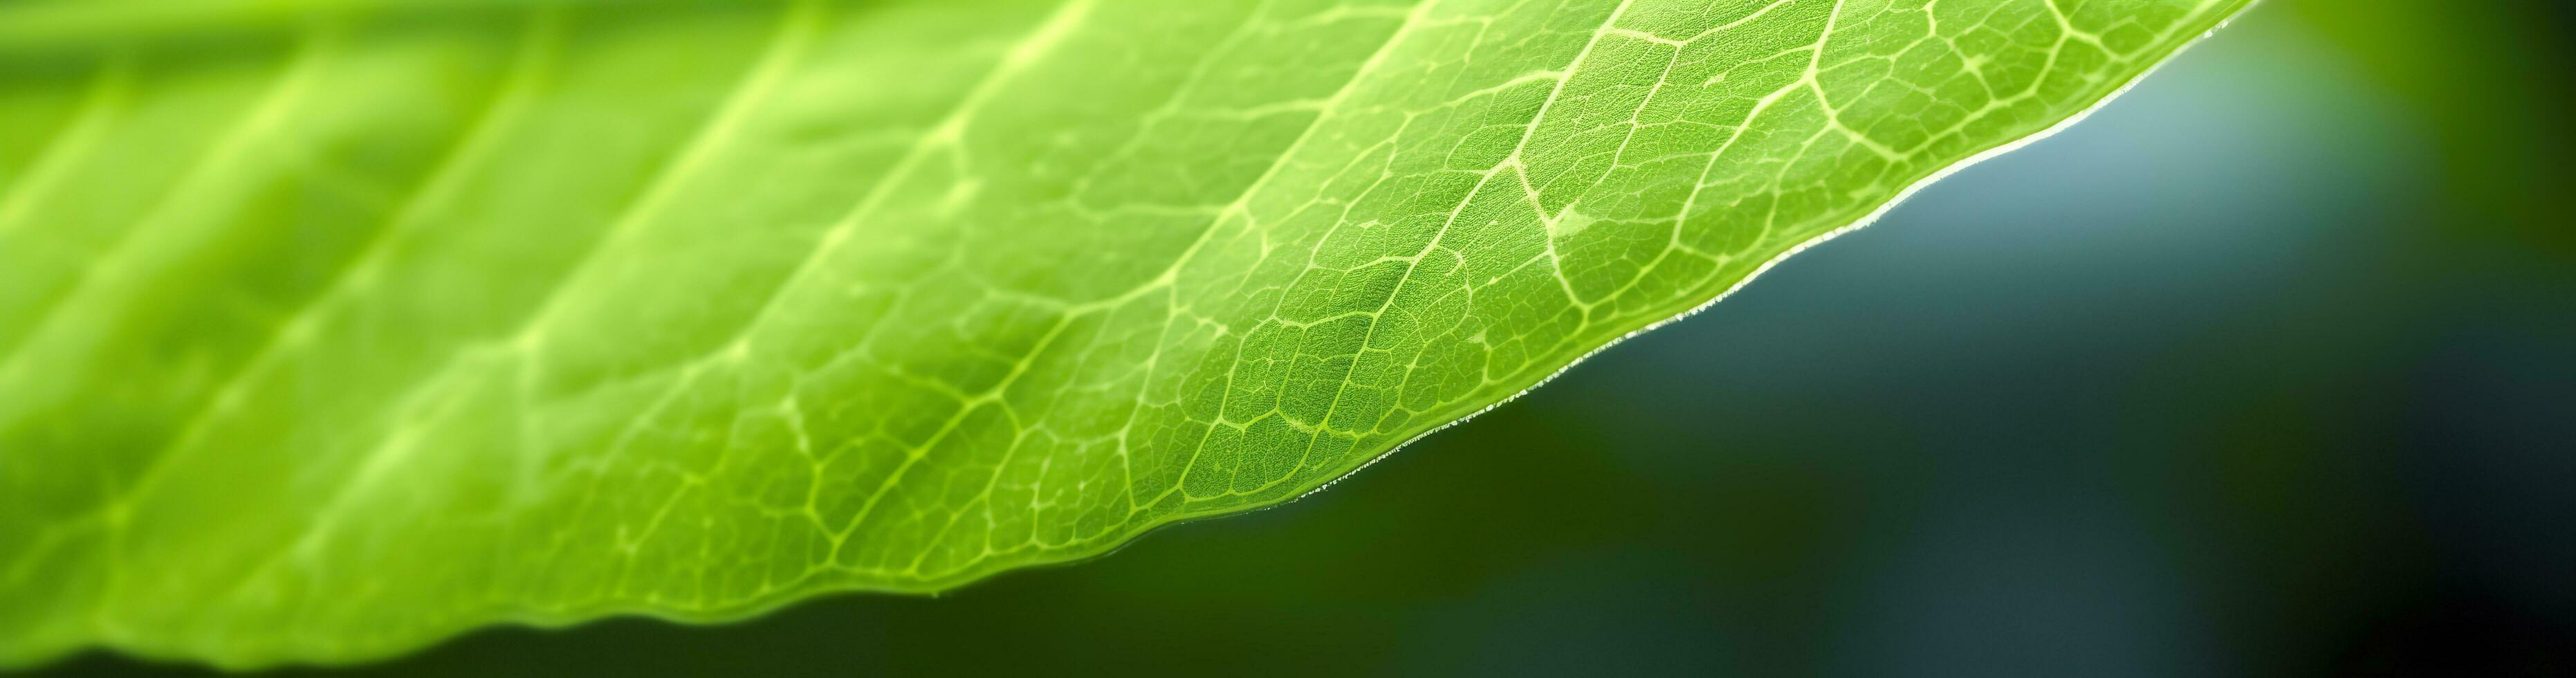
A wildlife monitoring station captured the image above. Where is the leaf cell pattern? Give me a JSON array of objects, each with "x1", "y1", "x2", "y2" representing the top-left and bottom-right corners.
[{"x1": 0, "y1": 0, "x2": 2244, "y2": 666}]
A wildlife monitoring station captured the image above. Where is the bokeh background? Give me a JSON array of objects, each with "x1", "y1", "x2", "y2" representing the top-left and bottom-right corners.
[{"x1": 47, "y1": 1, "x2": 2573, "y2": 675}]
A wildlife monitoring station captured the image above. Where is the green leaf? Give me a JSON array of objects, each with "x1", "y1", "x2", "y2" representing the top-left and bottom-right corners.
[{"x1": 0, "y1": 0, "x2": 2247, "y2": 667}]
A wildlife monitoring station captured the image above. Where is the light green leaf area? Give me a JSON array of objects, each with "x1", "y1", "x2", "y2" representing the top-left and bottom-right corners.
[{"x1": 0, "y1": 0, "x2": 2244, "y2": 668}]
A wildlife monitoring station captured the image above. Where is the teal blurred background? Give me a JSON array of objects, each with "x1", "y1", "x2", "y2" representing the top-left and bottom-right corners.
[{"x1": 50, "y1": 1, "x2": 2573, "y2": 675}]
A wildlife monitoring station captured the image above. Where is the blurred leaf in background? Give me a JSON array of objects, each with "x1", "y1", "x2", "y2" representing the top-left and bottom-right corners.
[{"x1": 2288, "y1": 0, "x2": 2575, "y2": 259}]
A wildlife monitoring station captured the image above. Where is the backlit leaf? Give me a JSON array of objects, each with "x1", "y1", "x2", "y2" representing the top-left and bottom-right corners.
[{"x1": 0, "y1": 0, "x2": 2246, "y2": 667}]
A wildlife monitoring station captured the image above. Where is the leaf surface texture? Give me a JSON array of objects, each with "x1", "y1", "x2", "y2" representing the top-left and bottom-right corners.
[{"x1": 0, "y1": 0, "x2": 2245, "y2": 666}]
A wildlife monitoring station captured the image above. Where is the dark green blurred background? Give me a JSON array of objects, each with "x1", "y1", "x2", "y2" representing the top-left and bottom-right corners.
[{"x1": 49, "y1": 1, "x2": 2574, "y2": 675}]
